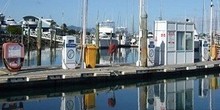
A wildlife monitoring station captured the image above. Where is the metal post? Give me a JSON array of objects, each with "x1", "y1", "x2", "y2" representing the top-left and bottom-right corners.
[
  {"x1": 50, "y1": 26, "x2": 53, "y2": 48},
  {"x1": 21, "y1": 23, "x2": 24, "y2": 44},
  {"x1": 81, "y1": 0, "x2": 88, "y2": 69},
  {"x1": 95, "y1": 23, "x2": 100, "y2": 64},
  {"x1": 136, "y1": 0, "x2": 143, "y2": 66},
  {"x1": 95, "y1": 23, "x2": 99, "y2": 47},
  {"x1": 54, "y1": 30, "x2": 57, "y2": 48},
  {"x1": 27, "y1": 24, "x2": 30, "y2": 66},
  {"x1": 210, "y1": 0, "x2": 213, "y2": 46}
]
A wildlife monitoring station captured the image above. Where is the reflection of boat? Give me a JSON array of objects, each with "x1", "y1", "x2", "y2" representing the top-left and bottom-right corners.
[
  {"x1": 99, "y1": 48, "x2": 134, "y2": 64},
  {"x1": 99, "y1": 20, "x2": 118, "y2": 48}
]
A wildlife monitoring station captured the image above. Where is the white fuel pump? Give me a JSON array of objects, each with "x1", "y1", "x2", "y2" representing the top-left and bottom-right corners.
[{"x1": 62, "y1": 36, "x2": 77, "y2": 69}]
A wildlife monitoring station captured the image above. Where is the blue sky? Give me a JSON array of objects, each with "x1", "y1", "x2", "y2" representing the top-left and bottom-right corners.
[{"x1": 0, "y1": 0, "x2": 217, "y2": 33}]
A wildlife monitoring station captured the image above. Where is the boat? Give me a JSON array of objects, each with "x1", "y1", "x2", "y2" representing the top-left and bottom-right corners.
[
  {"x1": 98, "y1": 20, "x2": 118, "y2": 48},
  {"x1": 115, "y1": 26, "x2": 130, "y2": 46},
  {"x1": 5, "y1": 16, "x2": 19, "y2": 26}
]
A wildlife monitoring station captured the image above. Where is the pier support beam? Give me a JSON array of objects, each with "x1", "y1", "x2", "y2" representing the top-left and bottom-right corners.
[
  {"x1": 137, "y1": 0, "x2": 148, "y2": 67},
  {"x1": 27, "y1": 25, "x2": 30, "y2": 66},
  {"x1": 140, "y1": 13, "x2": 148, "y2": 67},
  {"x1": 95, "y1": 23, "x2": 100, "y2": 64},
  {"x1": 37, "y1": 19, "x2": 42, "y2": 66}
]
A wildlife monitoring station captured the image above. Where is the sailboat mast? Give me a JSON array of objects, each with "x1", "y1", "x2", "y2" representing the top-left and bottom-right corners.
[
  {"x1": 136, "y1": 0, "x2": 144, "y2": 66},
  {"x1": 202, "y1": 0, "x2": 205, "y2": 33},
  {"x1": 81, "y1": 0, "x2": 88, "y2": 69},
  {"x1": 210, "y1": 0, "x2": 214, "y2": 45},
  {"x1": 159, "y1": 0, "x2": 163, "y2": 20}
]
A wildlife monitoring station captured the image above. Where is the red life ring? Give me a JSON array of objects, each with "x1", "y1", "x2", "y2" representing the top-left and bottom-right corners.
[{"x1": 2, "y1": 43, "x2": 25, "y2": 72}]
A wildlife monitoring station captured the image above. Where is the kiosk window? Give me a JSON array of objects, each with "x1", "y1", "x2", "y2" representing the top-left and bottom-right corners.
[
  {"x1": 177, "y1": 32, "x2": 185, "y2": 50},
  {"x1": 185, "y1": 32, "x2": 193, "y2": 50}
]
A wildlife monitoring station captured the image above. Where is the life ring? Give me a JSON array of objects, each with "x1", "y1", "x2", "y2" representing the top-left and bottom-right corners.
[{"x1": 2, "y1": 43, "x2": 25, "y2": 72}]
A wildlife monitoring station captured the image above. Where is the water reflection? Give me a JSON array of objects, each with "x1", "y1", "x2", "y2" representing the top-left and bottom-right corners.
[
  {"x1": 3, "y1": 47, "x2": 138, "y2": 67},
  {"x1": 1, "y1": 74, "x2": 220, "y2": 109}
]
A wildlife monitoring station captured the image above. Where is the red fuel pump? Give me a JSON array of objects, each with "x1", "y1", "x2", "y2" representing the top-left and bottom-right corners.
[{"x1": 2, "y1": 43, "x2": 25, "y2": 72}]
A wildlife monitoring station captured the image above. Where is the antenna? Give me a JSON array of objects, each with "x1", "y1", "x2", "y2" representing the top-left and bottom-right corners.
[
  {"x1": 62, "y1": 12, "x2": 64, "y2": 24},
  {"x1": 159, "y1": 0, "x2": 163, "y2": 20},
  {"x1": 96, "y1": 10, "x2": 99, "y2": 23},
  {"x1": 131, "y1": 0, "x2": 135, "y2": 35},
  {"x1": 215, "y1": 10, "x2": 218, "y2": 33},
  {"x1": 202, "y1": 0, "x2": 205, "y2": 33},
  {"x1": 210, "y1": 0, "x2": 214, "y2": 45}
]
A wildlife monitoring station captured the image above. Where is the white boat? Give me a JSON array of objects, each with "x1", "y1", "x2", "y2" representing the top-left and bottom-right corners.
[
  {"x1": 99, "y1": 20, "x2": 118, "y2": 48},
  {"x1": 116, "y1": 26, "x2": 130, "y2": 46},
  {"x1": 5, "y1": 16, "x2": 19, "y2": 26}
]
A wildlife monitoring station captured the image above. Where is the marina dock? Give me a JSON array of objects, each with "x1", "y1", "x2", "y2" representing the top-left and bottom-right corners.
[{"x1": 0, "y1": 60, "x2": 220, "y2": 91}]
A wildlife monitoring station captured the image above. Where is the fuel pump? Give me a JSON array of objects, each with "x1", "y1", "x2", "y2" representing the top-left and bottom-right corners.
[
  {"x1": 201, "y1": 40, "x2": 209, "y2": 61},
  {"x1": 62, "y1": 36, "x2": 77, "y2": 69},
  {"x1": 2, "y1": 43, "x2": 24, "y2": 72}
]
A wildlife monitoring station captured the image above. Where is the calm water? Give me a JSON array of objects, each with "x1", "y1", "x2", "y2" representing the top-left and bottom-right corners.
[
  {"x1": 1, "y1": 48, "x2": 220, "y2": 110},
  {"x1": 1, "y1": 75, "x2": 220, "y2": 110}
]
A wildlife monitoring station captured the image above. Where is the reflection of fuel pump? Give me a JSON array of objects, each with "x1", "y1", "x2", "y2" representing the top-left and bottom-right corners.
[
  {"x1": 60, "y1": 94, "x2": 75, "y2": 110},
  {"x1": 2, "y1": 102, "x2": 24, "y2": 110},
  {"x1": 2, "y1": 43, "x2": 25, "y2": 72},
  {"x1": 62, "y1": 36, "x2": 77, "y2": 69}
]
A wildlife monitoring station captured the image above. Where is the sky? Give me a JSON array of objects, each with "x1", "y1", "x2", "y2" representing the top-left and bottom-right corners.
[{"x1": 0, "y1": 0, "x2": 218, "y2": 33}]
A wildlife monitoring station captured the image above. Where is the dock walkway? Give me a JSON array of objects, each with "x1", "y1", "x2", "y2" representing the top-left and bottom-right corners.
[{"x1": 0, "y1": 60, "x2": 220, "y2": 90}]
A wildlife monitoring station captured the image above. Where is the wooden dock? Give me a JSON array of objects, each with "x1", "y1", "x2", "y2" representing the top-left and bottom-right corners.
[{"x1": 0, "y1": 60, "x2": 220, "y2": 91}]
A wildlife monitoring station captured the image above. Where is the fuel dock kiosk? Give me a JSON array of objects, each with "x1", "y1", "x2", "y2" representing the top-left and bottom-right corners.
[{"x1": 62, "y1": 36, "x2": 77, "y2": 69}]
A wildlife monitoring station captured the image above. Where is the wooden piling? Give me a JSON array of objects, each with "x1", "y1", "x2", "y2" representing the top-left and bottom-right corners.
[
  {"x1": 95, "y1": 23, "x2": 100, "y2": 64},
  {"x1": 140, "y1": 12, "x2": 148, "y2": 67},
  {"x1": 27, "y1": 26, "x2": 30, "y2": 66},
  {"x1": 37, "y1": 19, "x2": 42, "y2": 66}
]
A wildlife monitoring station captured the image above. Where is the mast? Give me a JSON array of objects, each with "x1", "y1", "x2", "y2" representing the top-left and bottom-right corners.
[
  {"x1": 136, "y1": 0, "x2": 144, "y2": 66},
  {"x1": 210, "y1": 0, "x2": 214, "y2": 45},
  {"x1": 159, "y1": 0, "x2": 163, "y2": 20},
  {"x1": 81, "y1": 0, "x2": 88, "y2": 69},
  {"x1": 202, "y1": 0, "x2": 205, "y2": 33}
]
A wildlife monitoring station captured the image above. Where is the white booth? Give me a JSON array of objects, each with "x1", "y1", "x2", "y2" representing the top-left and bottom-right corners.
[
  {"x1": 62, "y1": 36, "x2": 77, "y2": 69},
  {"x1": 154, "y1": 20, "x2": 195, "y2": 65}
]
